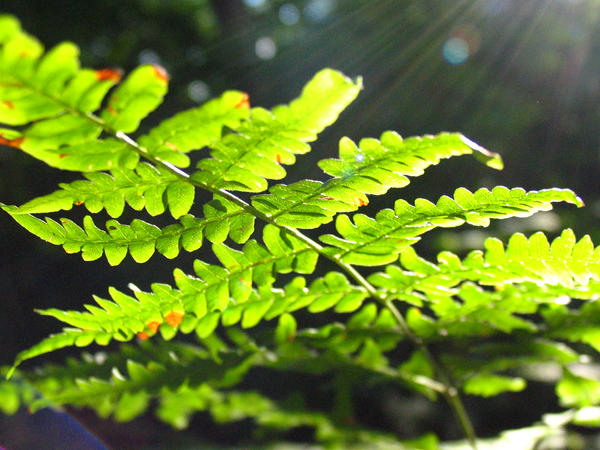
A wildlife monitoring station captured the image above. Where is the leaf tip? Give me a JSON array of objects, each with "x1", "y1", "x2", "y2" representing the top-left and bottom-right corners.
[
  {"x1": 152, "y1": 64, "x2": 170, "y2": 83},
  {"x1": 147, "y1": 320, "x2": 162, "y2": 334},
  {"x1": 234, "y1": 93, "x2": 250, "y2": 109},
  {"x1": 460, "y1": 135, "x2": 503, "y2": 170},
  {"x1": 95, "y1": 67, "x2": 123, "y2": 83},
  {"x1": 0, "y1": 134, "x2": 24, "y2": 149},
  {"x1": 5, "y1": 365, "x2": 16, "y2": 380}
]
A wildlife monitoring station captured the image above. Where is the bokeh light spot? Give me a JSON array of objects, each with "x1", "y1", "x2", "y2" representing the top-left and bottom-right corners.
[
  {"x1": 255, "y1": 36, "x2": 277, "y2": 59},
  {"x1": 187, "y1": 80, "x2": 211, "y2": 103},
  {"x1": 304, "y1": 0, "x2": 337, "y2": 23},
  {"x1": 244, "y1": 0, "x2": 267, "y2": 8},
  {"x1": 443, "y1": 37, "x2": 469, "y2": 65},
  {"x1": 138, "y1": 49, "x2": 161, "y2": 66},
  {"x1": 442, "y1": 24, "x2": 481, "y2": 65},
  {"x1": 279, "y1": 3, "x2": 300, "y2": 25}
]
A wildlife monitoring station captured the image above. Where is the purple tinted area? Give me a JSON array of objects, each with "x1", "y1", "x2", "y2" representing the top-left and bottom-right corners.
[{"x1": 0, "y1": 408, "x2": 108, "y2": 450}]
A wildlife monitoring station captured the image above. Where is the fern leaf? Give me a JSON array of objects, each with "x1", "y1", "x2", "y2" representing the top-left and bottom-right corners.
[
  {"x1": 138, "y1": 90, "x2": 250, "y2": 167},
  {"x1": 446, "y1": 228, "x2": 597, "y2": 292},
  {"x1": 13, "y1": 341, "x2": 418, "y2": 447},
  {"x1": 366, "y1": 230, "x2": 600, "y2": 341},
  {"x1": 14, "y1": 163, "x2": 184, "y2": 218},
  {"x1": 0, "y1": 18, "x2": 170, "y2": 172},
  {"x1": 320, "y1": 187, "x2": 581, "y2": 266},
  {"x1": 252, "y1": 132, "x2": 504, "y2": 229},
  {"x1": 403, "y1": 283, "x2": 538, "y2": 340},
  {"x1": 543, "y1": 297, "x2": 600, "y2": 352},
  {"x1": 6, "y1": 328, "x2": 112, "y2": 379},
  {"x1": 9, "y1": 249, "x2": 369, "y2": 370},
  {"x1": 25, "y1": 341, "x2": 261, "y2": 417},
  {"x1": 437, "y1": 339, "x2": 579, "y2": 400},
  {"x1": 370, "y1": 229, "x2": 600, "y2": 303},
  {"x1": 2, "y1": 197, "x2": 255, "y2": 265},
  {"x1": 191, "y1": 69, "x2": 362, "y2": 192},
  {"x1": 100, "y1": 65, "x2": 168, "y2": 133},
  {"x1": 481, "y1": 229, "x2": 599, "y2": 288}
]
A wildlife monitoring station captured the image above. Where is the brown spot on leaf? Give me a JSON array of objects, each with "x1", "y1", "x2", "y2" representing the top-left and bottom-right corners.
[
  {"x1": 2, "y1": 101, "x2": 14, "y2": 109},
  {"x1": 95, "y1": 68, "x2": 123, "y2": 83},
  {"x1": 75, "y1": 200, "x2": 84, "y2": 206},
  {"x1": 275, "y1": 153, "x2": 282, "y2": 164},
  {"x1": 0, "y1": 135, "x2": 24, "y2": 149},
  {"x1": 152, "y1": 65, "x2": 169, "y2": 83},
  {"x1": 58, "y1": 153, "x2": 68, "y2": 159},
  {"x1": 235, "y1": 93, "x2": 250, "y2": 109},
  {"x1": 165, "y1": 141, "x2": 179, "y2": 151},
  {"x1": 106, "y1": 105, "x2": 117, "y2": 116},
  {"x1": 357, "y1": 198, "x2": 369, "y2": 207},
  {"x1": 137, "y1": 331, "x2": 150, "y2": 340},
  {"x1": 164, "y1": 311, "x2": 184, "y2": 327}
]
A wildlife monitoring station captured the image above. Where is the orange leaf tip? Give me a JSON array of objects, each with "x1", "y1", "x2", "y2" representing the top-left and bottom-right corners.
[
  {"x1": 235, "y1": 93, "x2": 250, "y2": 109},
  {"x1": 0, "y1": 135, "x2": 24, "y2": 149},
  {"x1": 152, "y1": 65, "x2": 169, "y2": 83},
  {"x1": 137, "y1": 331, "x2": 150, "y2": 340},
  {"x1": 147, "y1": 320, "x2": 161, "y2": 333},
  {"x1": 95, "y1": 68, "x2": 123, "y2": 83}
]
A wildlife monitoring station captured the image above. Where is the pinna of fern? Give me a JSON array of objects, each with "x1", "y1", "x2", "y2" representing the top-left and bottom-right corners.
[{"x1": 2, "y1": 13, "x2": 600, "y2": 448}]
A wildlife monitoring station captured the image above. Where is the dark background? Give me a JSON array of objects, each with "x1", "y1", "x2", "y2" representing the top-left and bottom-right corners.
[{"x1": 1, "y1": 0, "x2": 599, "y2": 448}]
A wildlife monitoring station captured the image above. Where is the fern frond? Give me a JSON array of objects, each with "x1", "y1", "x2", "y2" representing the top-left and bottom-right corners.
[
  {"x1": 364, "y1": 230, "x2": 600, "y2": 342},
  {"x1": 436, "y1": 338, "x2": 580, "y2": 401},
  {"x1": 0, "y1": 17, "x2": 172, "y2": 170},
  {"x1": 403, "y1": 283, "x2": 539, "y2": 339},
  {"x1": 7, "y1": 341, "x2": 428, "y2": 448},
  {"x1": 319, "y1": 187, "x2": 582, "y2": 266},
  {"x1": 3, "y1": 195, "x2": 255, "y2": 264},
  {"x1": 369, "y1": 229, "x2": 599, "y2": 304},
  {"x1": 252, "y1": 132, "x2": 503, "y2": 229},
  {"x1": 9, "y1": 224, "x2": 374, "y2": 370},
  {"x1": 14, "y1": 163, "x2": 187, "y2": 218},
  {"x1": 190, "y1": 69, "x2": 362, "y2": 192},
  {"x1": 156, "y1": 383, "x2": 421, "y2": 448},
  {"x1": 138, "y1": 90, "x2": 250, "y2": 167},
  {"x1": 22, "y1": 340, "x2": 262, "y2": 418},
  {"x1": 480, "y1": 228, "x2": 599, "y2": 288},
  {"x1": 543, "y1": 298, "x2": 600, "y2": 352}
]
